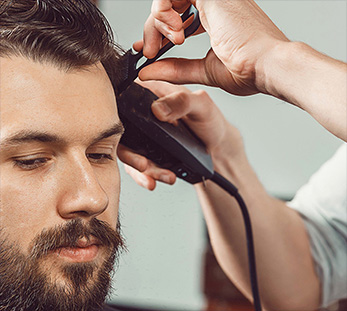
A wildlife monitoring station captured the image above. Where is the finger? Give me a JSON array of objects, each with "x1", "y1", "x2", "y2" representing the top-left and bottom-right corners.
[
  {"x1": 151, "y1": 89, "x2": 214, "y2": 124},
  {"x1": 143, "y1": 15, "x2": 164, "y2": 59},
  {"x1": 124, "y1": 164, "x2": 157, "y2": 191},
  {"x1": 135, "y1": 79, "x2": 188, "y2": 98},
  {"x1": 140, "y1": 160, "x2": 177, "y2": 185},
  {"x1": 152, "y1": 1, "x2": 204, "y2": 35},
  {"x1": 117, "y1": 144, "x2": 148, "y2": 172},
  {"x1": 133, "y1": 40, "x2": 143, "y2": 52},
  {"x1": 141, "y1": 2, "x2": 204, "y2": 57},
  {"x1": 133, "y1": 37, "x2": 170, "y2": 54},
  {"x1": 125, "y1": 160, "x2": 176, "y2": 188},
  {"x1": 150, "y1": 5, "x2": 203, "y2": 46},
  {"x1": 151, "y1": 89, "x2": 228, "y2": 150},
  {"x1": 154, "y1": 19, "x2": 185, "y2": 45},
  {"x1": 151, "y1": 0, "x2": 189, "y2": 31},
  {"x1": 118, "y1": 145, "x2": 177, "y2": 185},
  {"x1": 152, "y1": 91, "x2": 191, "y2": 123},
  {"x1": 134, "y1": 26, "x2": 203, "y2": 54},
  {"x1": 139, "y1": 57, "x2": 209, "y2": 86},
  {"x1": 153, "y1": 0, "x2": 192, "y2": 15}
]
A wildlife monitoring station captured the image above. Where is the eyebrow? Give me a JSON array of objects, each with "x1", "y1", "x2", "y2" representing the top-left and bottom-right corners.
[
  {"x1": 0, "y1": 122, "x2": 124, "y2": 148},
  {"x1": 90, "y1": 123, "x2": 124, "y2": 145}
]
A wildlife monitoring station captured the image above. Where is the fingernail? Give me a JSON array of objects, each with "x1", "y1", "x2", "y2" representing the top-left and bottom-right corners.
[
  {"x1": 167, "y1": 33, "x2": 175, "y2": 44},
  {"x1": 153, "y1": 101, "x2": 172, "y2": 117},
  {"x1": 160, "y1": 174, "x2": 172, "y2": 184}
]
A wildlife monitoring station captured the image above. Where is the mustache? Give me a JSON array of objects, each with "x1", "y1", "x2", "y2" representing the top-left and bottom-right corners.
[{"x1": 29, "y1": 218, "x2": 125, "y2": 260}]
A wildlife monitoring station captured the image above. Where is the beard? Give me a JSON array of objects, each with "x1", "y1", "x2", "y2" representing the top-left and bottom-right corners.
[{"x1": 0, "y1": 218, "x2": 126, "y2": 311}]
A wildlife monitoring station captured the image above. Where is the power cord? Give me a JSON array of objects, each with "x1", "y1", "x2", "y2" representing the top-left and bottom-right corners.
[{"x1": 210, "y1": 171, "x2": 262, "y2": 311}]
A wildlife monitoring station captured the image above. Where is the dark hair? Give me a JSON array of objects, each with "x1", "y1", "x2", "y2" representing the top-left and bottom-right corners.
[{"x1": 0, "y1": 0, "x2": 124, "y2": 93}]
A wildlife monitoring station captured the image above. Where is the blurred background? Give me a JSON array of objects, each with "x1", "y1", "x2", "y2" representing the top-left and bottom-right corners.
[{"x1": 94, "y1": 1, "x2": 345, "y2": 310}]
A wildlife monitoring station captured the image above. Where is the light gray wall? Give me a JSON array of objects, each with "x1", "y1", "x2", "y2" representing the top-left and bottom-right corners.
[{"x1": 100, "y1": 1, "x2": 346, "y2": 309}]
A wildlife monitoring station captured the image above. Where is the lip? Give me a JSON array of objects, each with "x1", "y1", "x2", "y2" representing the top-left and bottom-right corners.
[
  {"x1": 75, "y1": 237, "x2": 100, "y2": 248},
  {"x1": 53, "y1": 237, "x2": 102, "y2": 262}
]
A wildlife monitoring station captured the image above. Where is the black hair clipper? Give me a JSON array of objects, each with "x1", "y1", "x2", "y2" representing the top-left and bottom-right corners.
[{"x1": 117, "y1": 5, "x2": 213, "y2": 184}]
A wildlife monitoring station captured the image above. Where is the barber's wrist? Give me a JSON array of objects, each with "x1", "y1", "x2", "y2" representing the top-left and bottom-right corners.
[
  {"x1": 197, "y1": 123, "x2": 268, "y2": 202},
  {"x1": 256, "y1": 41, "x2": 307, "y2": 105},
  {"x1": 210, "y1": 124, "x2": 247, "y2": 173}
]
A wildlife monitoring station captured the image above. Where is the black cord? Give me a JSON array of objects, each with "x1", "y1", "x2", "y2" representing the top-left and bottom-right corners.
[{"x1": 210, "y1": 171, "x2": 262, "y2": 311}]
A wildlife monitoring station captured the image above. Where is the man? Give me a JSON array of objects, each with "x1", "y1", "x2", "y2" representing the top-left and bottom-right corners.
[
  {"x1": 120, "y1": 0, "x2": 347, "y2": 310},
  {"x1": 0, "y1": 1, "x2": 125, "y2": 310}
]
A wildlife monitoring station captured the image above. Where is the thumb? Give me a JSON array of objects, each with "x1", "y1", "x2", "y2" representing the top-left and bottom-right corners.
[
  {"x1": 152, "y1": 89, "x2": 231, "y2": 151},
  {"x1": 151, "y1": 91, "x2": 192, "y2": 123},
  {"x1": 138, "y1": 57, "x2": 209, "y2": 86},
  {"x1": 151, "y1": 89, "x2": 215, "y2": 124}
]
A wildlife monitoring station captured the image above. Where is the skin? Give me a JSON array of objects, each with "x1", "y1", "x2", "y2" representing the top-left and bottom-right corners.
[
  {"x1": 134, "y1": 0, "x2": 347, "y2": 141},
  {"x1": 118, "y1": 81, "x2": 321, "y2": 310},
  {"x1": 127, "y1": 3, "x2": 347, "y2": 306},
  {"x1": 0, "y1": 56, "x2": 123, "y2": 286}
]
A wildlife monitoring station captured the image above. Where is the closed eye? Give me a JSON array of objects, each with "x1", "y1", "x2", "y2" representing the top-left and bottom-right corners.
[
  {"x1": 13, "y1": 158, "x2": 49, "y2": 170},
  {"x1": 86, "y1": 153, "x2": 114, "y2": 164}
]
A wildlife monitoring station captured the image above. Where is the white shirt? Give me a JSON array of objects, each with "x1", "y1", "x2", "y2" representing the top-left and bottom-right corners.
[{"x1": 287, "y1": 144, "x2": 347, "y2": 308}]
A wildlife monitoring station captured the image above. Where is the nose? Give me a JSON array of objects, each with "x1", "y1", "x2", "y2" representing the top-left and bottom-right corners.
[{"x1": 57, "y1": 153, "x2": 109, "y2": 219}]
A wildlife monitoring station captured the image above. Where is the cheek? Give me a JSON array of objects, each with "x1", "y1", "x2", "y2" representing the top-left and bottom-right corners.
[
  {"x1": 96, "y1": 164, "x2": 121, "y2": 228},
  {"x1": 0, "y1": 162, "x2": 122, "y2": 246},
  {"x1": 0, "y1": 171, "x2": 57, "y2": 248}
]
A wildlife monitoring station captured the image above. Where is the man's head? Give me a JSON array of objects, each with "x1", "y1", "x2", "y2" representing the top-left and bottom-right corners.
[{"x1": 0, "y1": 1, "x2": 125, "y2": 310}]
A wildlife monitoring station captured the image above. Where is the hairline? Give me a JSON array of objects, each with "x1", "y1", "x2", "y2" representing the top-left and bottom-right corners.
[{"x1": 1, "y1": 52, "x2": 110, "y2": 76}]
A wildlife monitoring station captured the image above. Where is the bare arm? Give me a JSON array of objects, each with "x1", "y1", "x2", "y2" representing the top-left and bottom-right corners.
[
  {"x1": 196, "y1": 129, "x2": 321, "y2": 310},
  {"x1": 118, "y1": 81, "x2": 321, "y2": 310},
  {"x1": 260, "y1": 42, "x2": 347, "y2": 141},
  {"x1": 136, "y1": 0, "x2": 347, "y2": 141}
]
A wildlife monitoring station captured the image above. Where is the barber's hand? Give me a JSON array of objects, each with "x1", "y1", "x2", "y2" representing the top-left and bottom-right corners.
[
  {"x1": 134, "y1": 0, "x2": 289, "y2": 96},
  {"x1": 117, "y1": 80, "x2": 244, "y2": 190}
]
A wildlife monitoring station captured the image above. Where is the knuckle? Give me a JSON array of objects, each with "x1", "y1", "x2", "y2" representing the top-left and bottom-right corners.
[
  {"x1": 154, "y1": 19, "x2": 167, "y2": 33},
  {"x1": 175, "y1": 91, "x2": 191, "y2": 112},
  {"x1": 152, "y1": 10, "x2": 167, "y2": 22},
  {"x1": 193, "y1": 89, "x2": 213, "y2": 105},
  {"x1": 192, "y1": 89, "x2": 216, "y2": 115},
  {"x1": 176, "y1": 91, "x2": 189, "y2": 104},
  {"x1": 194, "y1": 89, "x2": 208, "y2": 98},
  {"x1": 137, "y1": 159, "x2": 148, "y2": 173}
]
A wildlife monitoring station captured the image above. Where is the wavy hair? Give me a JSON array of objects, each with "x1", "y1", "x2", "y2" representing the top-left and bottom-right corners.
[{"x1": 0, "y1": 0, "x2": 124, "y2": 93}]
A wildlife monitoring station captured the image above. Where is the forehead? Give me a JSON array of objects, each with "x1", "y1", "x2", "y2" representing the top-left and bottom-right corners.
[{"x1": 0, "y1": 56, "x2": 119, "y2": 143}]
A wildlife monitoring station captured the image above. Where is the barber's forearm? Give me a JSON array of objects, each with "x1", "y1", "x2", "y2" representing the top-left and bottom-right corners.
[
  {"x1": 259, "y1": 41, "x2": 347, "y2": 141},
  {"x1": 195, "y1": 139, "x2": 321, "y2": 310}
]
